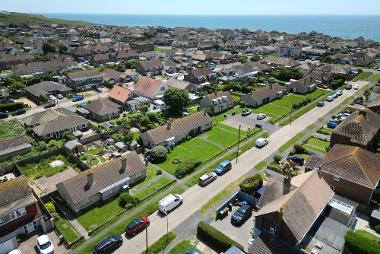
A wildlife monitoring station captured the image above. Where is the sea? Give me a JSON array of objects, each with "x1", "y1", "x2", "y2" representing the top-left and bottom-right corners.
[{"x1": 43, "y1": 14, "x2": 380, "y2": 42}]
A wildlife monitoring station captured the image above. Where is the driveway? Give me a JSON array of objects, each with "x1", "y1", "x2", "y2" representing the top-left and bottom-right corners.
[
  {"x1": 90, "y1": 82, "x2": 368, "y2": 254},
  {"x1": 18, "y1": 231, "x2": 67, "y2": 254},
  {"x1": 222, "y1": 114, "x2": 280, "y2": 134}
]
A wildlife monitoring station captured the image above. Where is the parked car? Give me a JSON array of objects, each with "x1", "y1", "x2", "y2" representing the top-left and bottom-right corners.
[
  {"x1": 231, "y1": 204, "x2": 252, "y2": 226},
  {"x1": 48, "y1": 95, "x2": 57, "y2": 101},
  {"x1": 11, "y1": 108, "x2": 26, "y2": 116},
  {"x1": 0, "y1": 112, "x2": 8, "y2": 119},
  {"x1": 215, "y1": 160, "x2": 232, "y2": 175},
  {"x1": 36, "y1": 235, "x2": 54, "y2": 254},
  {"x1": 72, "y1": 95, "x2": 84, "y2": 102},
  {"x1": 257, "y1": 113, "x2": 267, "y2": 120},
  {"x1": 287, "y1": 155, "x2": 305, "y2": 165},
  {"x1": 93, "y1": 234, "x2": 123, "y2": 254},
  {"x1": 8, "y1": 250, "x2": 22, "y2": 254},
  {"x1": 345, "y1": 83, "x2": 352, "y2": 90},
  {"x1": 327, "y1": 121, "x2": 338, "y2": 129},
  {"x1": 331, "y1": 93, "x2": 338, "y2": 99},
  {"x1": 353, "y1": 84, "x2": 359, "y2": 90},
  {"x1": 198, "y1": 172, "x2": 217, "y2": 186},
  {"x1": 44, "y1": 101, "x2": 56, "y2": 109},
  {"x1": 241, "y1": 109, "x2": 252, "y2": 116},
  {"x1": 158, "y1": 194, "x2": 183, "y2": 214},
  {"x1": 125, "y1": 216, "x2": 150, "y2": 237},
  {"x1": 326, "y1": 96, "x2": 334, "y2": 102},
  {"x1": 336, "y1": 90, "x2": 343, "y2": 96},
  {"x1": 317, "y1": 101, "x2": 325, "y2": 107},
  {"x1": 56, "y1": 94, "x2": 64, "y2": 99},
  {"x1": 256, "y1": 138, "x2": 268, "y2": 148}
]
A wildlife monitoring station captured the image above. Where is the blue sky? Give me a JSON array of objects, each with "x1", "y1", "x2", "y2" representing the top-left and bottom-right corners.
[{"x1": 1, "y1": 0, "x2": 380, "y2": 15}]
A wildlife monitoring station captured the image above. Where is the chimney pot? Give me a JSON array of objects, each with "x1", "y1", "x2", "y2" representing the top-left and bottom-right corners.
[
  {"x1": 87, "y1": 171, "x2": 94, "y2": 187},
  {"x1": 120, "y1": 157, "x2": 127, "y2": 173},
  {"x1": 167, "y1": 121, "x2": 172, "y2": 130}
]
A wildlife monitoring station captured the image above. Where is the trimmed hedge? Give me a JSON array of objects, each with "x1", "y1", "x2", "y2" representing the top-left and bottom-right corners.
[
  {"x1": 239, "y1": 174, "x2": 263, "y2": 195},
  {"x1": 175, "y1": 160, "x2": 201, "y2": 179},
  {"x1": 141, "y1": 232, "x2": 176, "y2": 254},
  {"x1": 197, "y1": 221, "x2": 244, "y2": 252},
  {"x1": 0, "y1": 102, "x2": 25, "y2": 112},
  {"x1": 344, "y1": 230, "x2": 380, "y2": 254}
]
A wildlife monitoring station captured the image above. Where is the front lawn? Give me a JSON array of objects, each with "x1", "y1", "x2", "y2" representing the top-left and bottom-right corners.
[
  {"x1": 303, "y1": 137, "x2": 330, "y2": 154},
  {"x1": 352, "y1": 71, "x2": 372, "y2": 81},
  {"x1": 19, "y1": 154, "x2": 79, "y2": 179},
  {"x1": 158, "y1": 138, "x2": 224, "y2": 175},
  {"x1": 368, "y1": 74, "x2": 380, "y2": 83},
  {"x1": 201, "y1": 126, "x2": 239, "y2": 148},
  {"x1": 317, "y1": 127, "x2": 333, "y2": 136},
  {"x1": 0, "y1": 119, "x2": 25, "y2": 141},
  {"x1": 278, "y1": 132, "x2": 305, "y2": 153},
  {"x1": 55, "y1": 216, "x2": 81, "y2": 244},
  {"x1": 130, "y1": 164, "x2": 157, "y2": 190},
  {"x1": 134, "y1": 176, "x2": 173, "y2": 200}
]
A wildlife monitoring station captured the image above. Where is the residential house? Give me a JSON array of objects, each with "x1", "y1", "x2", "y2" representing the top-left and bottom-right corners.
[
  {"x1": 162, "y1": 60, "x2": 178, "y2": 75},
  {"x1": 56, "y1": 152, "x2": 146, "y2": 213},
  {"x1": 92, "y1": 54, "x2": 111, "y2": 65},
  {"x1": 129, "y1": 41, "x2": 154, "y2": 53},
  {"x1": 0, "y1": 136, "x2": 31, "y2": 162},
  {"x1": 12, "y1": 58, "x2": 76, "y2": 76},
  {"x1": 260, "y1": 56, "x2": 299, "y2": 68},
  {"x1": 286, "y1": 77, "x2": 317, "y2": 94},
  {"x1": 366, "y1": 96, "x2": 380, "y2": 115},
  {"x1": 330, "y1": 108, "x2": 380, "y2": 151},
  {"x1": 199, "y1": 91, "x2": 234, "y2": 114},
  {"x1": 72, "y1": 46, "x2": 92, "y2": 60},
  {"x1": 141, "y1": 111, "x2": 212, "y2": 148},
  {"x1": 115, "y1": 49, "x2": 139, "y2": 61},
  {"x1": 317, "y1": 144, "x2": 380, "y2": 205},
  {"x1": 24, "y1": 81, "x2": 72, "y2": 104},
  {"x1": 108, "y1": 85, "x2": 130, "y2": 106},
  {"x1": 0, "y1": 52, "x2": 34, "y2": 69},
  {"x1": 164, "y1": 79, "x2": 194, "y2": 93},
  {"x1": 100, "y1": 69, "x2": 127, "y2": 85},
  {"x1": 22, "y1": 108, "x2": 90, "y2": 140},
  {"x1": 66, "y1": 69, "x2": 103, "y2": 91},
  {"x1": 184, "y1": 67, "x2": 216, "y2": 84},
  {"x1": 277, "y1": 42, "x2": 302, "y2": 58},
  {"x1": 241, "y1": 84, "x2": 285, "y2": 107},
  {"x1": 133, "y1": 76, "x2": 167, "y2": 100},
  {"x1": 135, "y1": 59, "x2": 163, "y2": 76},
  {"x1": 127, "y1": 96, "x2": 151, "y2": 112},
  {"x1": 85, "y1": 98, "x2": 122, "y2": 122},
  {"x1": 0, "y1": 177, "x2": 42, "y2": 253}
]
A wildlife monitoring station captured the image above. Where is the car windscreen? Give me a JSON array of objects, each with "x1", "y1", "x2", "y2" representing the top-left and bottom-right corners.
[
  {"x1": 39, "y1": 241, "x2": 51, "y2": 249},
  {"x1": 127, "y1": 218, "x2": 144, "y2": 230}
]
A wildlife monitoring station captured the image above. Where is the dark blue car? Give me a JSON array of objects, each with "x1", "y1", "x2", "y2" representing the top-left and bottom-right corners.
[
  {"x1": 93, "y1": 234, "x2": 123, "y2": 254},
  {"x1": 215, "y1": 160, "x2": 232, "y2": 175},
  {"x1": 327, "y1": 121, "x2": 337, "y2": 129}
]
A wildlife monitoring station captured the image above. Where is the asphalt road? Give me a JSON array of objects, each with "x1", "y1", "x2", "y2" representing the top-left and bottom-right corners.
[{"x1": 114, "y1": 81, "x2": 368, "y2": 254}]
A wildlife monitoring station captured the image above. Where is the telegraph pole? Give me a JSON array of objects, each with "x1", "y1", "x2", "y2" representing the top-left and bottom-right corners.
[
  {"x1": 145, "y1": 226, "x2": 149, "y2": 253},
  {"x1": 290, "y1": 102, "x2": 293, "y2": 126},
  {"x1": 236, "y1": 125, "x2": 241, "y2": 163}
]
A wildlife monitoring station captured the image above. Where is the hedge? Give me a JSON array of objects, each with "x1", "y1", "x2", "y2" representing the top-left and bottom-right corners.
[
  {"x1": 141, "y1": 232, "x2": 176, "y2": 254},
  {"x1": 344, "y1": 230, "x2": 380, "y2": 254},
  {"x1": 175, "y1": 160, "x2": 201, "y2": 179},
  {"x1": 239, "y1": 174, "x2": 263, "y2": 195},
  {"x1": 197, "y1": 221, "x2": 244, "y2": 252},
  {"x1": 0, "y1": 102, "x2": 25, "y2": 112}
]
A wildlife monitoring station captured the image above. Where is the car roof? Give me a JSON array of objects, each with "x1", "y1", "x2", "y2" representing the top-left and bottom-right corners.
[
  {"x1": 37, "y1": 235, "x2": 50, "y2": 245},
  {"x1": 220, "y1": 160, "x2": 230, "y2": 166}
]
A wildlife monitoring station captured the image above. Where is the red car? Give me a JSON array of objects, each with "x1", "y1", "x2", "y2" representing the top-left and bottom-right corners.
[{"x1": 125, "y1": 216, "x2": 150, "y2": 237}]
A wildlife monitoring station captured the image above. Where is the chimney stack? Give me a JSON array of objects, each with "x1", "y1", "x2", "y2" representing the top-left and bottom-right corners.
[
  {"x1": 86, "y1": 171, "x2": 94, "y2": 187},
  {"x1": 120, "y1": 157, "x2": 127, "y2": 174},
  {"x1": 283, "y1": 176, "x2": 291, "y2": 195},
  {"x1": 167, "y1": 121, "x2": 172, "y2": 130}
]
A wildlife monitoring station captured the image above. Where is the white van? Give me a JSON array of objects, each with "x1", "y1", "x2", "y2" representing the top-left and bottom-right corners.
[
  {"x1": 158, "y1": 194, "x2": 183, "y2": 214},
  {"x1": 256, "y1": 138, "x2": 268, "y2": 148}
]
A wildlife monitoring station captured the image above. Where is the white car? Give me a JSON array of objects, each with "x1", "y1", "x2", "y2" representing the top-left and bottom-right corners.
[
  {"x1": 326, "y1": 96, "x2": 334, "y2": 102},
  {"x1": 353, "y1": 84, "x2": 359, "y2": 90},
  {"x1": 8, "y1": 250, "x2": 22, "y2": 254},
  {"x1": 256, "y1": 138, "x2": 268, "y2": 148},
  {"x1": 36, "y1": 235, "x2": 54, "y2": 254},
  {"x1": 198, "y1": 172, "x2": 217, "y2": 186},
  {"x1": 48, "y1": 95, "x2": 57, "y2": 101},
  {"x1": 257, "y1": 113, "x2": 267, "y2": 120}
]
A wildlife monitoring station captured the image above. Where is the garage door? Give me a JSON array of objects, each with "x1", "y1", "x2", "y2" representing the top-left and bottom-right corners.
[{"x1": 0, "y1": 237, "x2": 18, "y2": 254}]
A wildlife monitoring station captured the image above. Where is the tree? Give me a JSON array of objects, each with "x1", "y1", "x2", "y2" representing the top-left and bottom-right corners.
[
  {"x1": 163, "y1": 87, "x2": 191, "y2": 114},
  {"x1": 150, "y1": 146, "x2": 168, "y2": 163},
  {"x1": 119, "y1": 193, "x2": 140, "y2": 208},
  {"x1": 42, "y1": 42, "x2": 56, "y2": 54},
  {"x1": 239, "y1": 174, "x2": 264, "y2": 195},
  {"x1": 58, "y1": 44, "x2": 68, "y2": 54},
  {"x1": 280, "y1": 160, "x2": 298, "y2": 178},
  {"x1": 62, "y1": 131, "x2": 75, "y2": 141},
  {"x1": 39, "y1": 94, "x2": 48, "y2": 103}
]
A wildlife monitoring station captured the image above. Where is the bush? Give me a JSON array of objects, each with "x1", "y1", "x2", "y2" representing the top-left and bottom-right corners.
[
  {"x1": 143, "y1": 232, "x2": 176, "y2": 254},
  {"x1": 119, "y1": 193, "x2": 140, "y2": 208},
  {"x1": 156, "y1": 169, "x2": 162, "y2": 175},
  {"x1": 294, "y1": 144, "x2": 307, "y2": 154},
  {"x1": 45, "y1": 202, "x2": 56, "y2": 214},
  {"x1": 197, "y1": 221, "x2": 244, "y2": 252},
  {"x1": 274, "y1": 154, "x2": 282, "y2": 163},
  {"x1": 0, "y1": 102, "x2": 25, "y2": 112},
  {"x1": 375, "y1": 225, "x2": 380, "y2": 234},
  {"x1": 150, "y1": 146, "x2": 168, "y2": 163},
  {"x1": 239, "y1": 174, "x2": 263, "y2": 195},
  {"x1": 174, "y1": 160, "x2": 201, "y2": 179},
  {"x1": 344, "y1": 230, "x2": 380, "y2": 254}
]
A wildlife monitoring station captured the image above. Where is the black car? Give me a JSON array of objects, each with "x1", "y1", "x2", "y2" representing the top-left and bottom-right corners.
[
  {"x1": 241, "y1": 109, "x2": 252, "y2": 116},
  {"x1": 44, "y1": 101, "x2": 56, "y2": 109},
  {"x1": 93, "y1": 234, "x2": 123, "y2": 254},
  {"x1": 317, "y1": 101, "x2": 325, "y2": 107},
  {"x1": 287, "y1": 155, "x2": 305, "y2": 165},
  {"x1": 0, "y1": 112, "x2": 8, "y2": 119},
  {"x1": 11, "y1": 108, "x2": 26, "y2": 116},
  {"x1": 231, "y1": 204, "x2": 252, "y2": 226}
]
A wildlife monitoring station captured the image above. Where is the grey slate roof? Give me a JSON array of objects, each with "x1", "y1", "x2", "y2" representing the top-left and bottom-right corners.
[
  {"x1": 0, "y1": 177, "x2": 35, "y2": 215},
  {"x1": 0, "y1": 136, "x2": 31, "y2": 156},
  {"x1": 85, "y1": 98, "x2": 121, "y2": 116},
  {"x1": 24, "y1": 81, "x2": 72, "y2": 98}
]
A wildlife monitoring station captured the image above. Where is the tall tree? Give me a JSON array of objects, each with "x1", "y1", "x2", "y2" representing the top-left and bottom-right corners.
[{"x1": 163, "y1": 87, "x2": 191, "y2": 114}]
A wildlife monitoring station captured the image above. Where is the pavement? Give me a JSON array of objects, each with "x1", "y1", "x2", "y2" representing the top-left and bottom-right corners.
[{"x1": 113, "y1": 81, "x2": 368, "y2": 254}]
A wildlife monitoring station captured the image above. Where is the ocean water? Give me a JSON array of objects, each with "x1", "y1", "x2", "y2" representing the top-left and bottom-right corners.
[{"x1": 43, "y1": 14, "x2": 380, "y2": 41}]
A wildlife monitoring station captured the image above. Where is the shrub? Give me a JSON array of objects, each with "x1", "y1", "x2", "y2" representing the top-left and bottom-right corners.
[
  {"x1": 172, "y1": 157, "x2": 182, "y2": 164},
  {"x1": 345, "y1": 230, "x2": 380, "y2": 254},
  {"x1": 174, "y1": 160, "x2": 201, "y2": 179},
  {"x1": 0, "y1": 102, "x2": 25, "y2": 112},
  {"x1": 45, "y1": 202, "x2": 56, "y2": 214},
  {"x1": 274, "y1": 154, "x2": 282, "y2": 163},
  {"x1": 294, "y1": 144, "x2": 306, "y2": 154},
  {"x1": 156, "y1": 169, "x2": 162, "y2": 175},
  {"x1": 239, "y1": 174, "x2": 264, "y2": 195},
  {"x1": 375, "y1": 225, "x2": 380, "y2": 234},
  {"x1": 150, "y1": 146, "x2": 168, "y2": 163},
  {"x1": 197, "y1": 221, "x2": 244, "y2": 252},
  {"x1": 119, "y1": 193, "x2": 140, "y2": 208}
]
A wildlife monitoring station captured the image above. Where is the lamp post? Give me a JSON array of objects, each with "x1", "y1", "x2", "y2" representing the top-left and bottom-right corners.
[{"x1": 236, "y1": 124, "x2": 241, "y2": 163}]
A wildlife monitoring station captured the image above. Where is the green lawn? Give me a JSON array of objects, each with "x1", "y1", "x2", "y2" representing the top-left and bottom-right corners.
[
  {"x1": 0, "y1": 119, "x2": 25, "y2": 141},
  {"x1": 19, "y1": 154, "x2": 79, "y2": 179},
  {"x1": 368, "y1": 74, "x2": 380, "y2": 83},
  {"x1": 134, "y1": 176, "x2": 173, "y2": 200},
  {"x1": 55, "y1": 216, "x2": 81, "y2": 244},
  {"x1": 255, "y1": 160, "x2": 268, "y2": 170},
  {"x1": 201, "y1": 126, "x2": 239, "y2": 148},
  {"x1": 158, "y1": 138, "x2": 224, "y2": 175},
  {"x1": 318, "y1": 127, "x2": 333, "y2": 136},
  {"x1": 294, "y1": 153, "x2": 311, "y2": 160},
  {"x1": 278, "y1": 132, "x2": 305, "y2": 153},
  {"x1": 167, "y1": 240, "x2": 200, "y2": 254},
  {"x1": 303, "y1": 137, "x2": 330, "y2": 154},
  {"x1": 130, "y1": 164, "x2": 157, "y2": 190},
  {"x1": 352, "y1": 71, "x2": 372, "y2": 81},
  {"x1": 79, "y1": 146, "x2": 105, "y2": 161},
  {"x1": 142, "y1": 232, "x2": 176, "y2": 254}
]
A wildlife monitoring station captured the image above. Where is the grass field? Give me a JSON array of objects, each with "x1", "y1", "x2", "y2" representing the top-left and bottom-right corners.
[
  {"x1": 303, "y1": 137, "x2": 330, "y2": 154},
  {"x1": 352, "y1": 71, "x2": 372, "y2": 81},
  {"x1": 368, "y1": 74, "x2": 380, "y2": 83},
  {"x1": 0, "y1": 119, "x2": 25, "y2": 141},
  {"x1": 0, "y1": 12, "x2": 92, "y2": 25},
  {"x1": 158, "y1": 138, "x2": 224, "y2": 175},
  {"x1": 134, "y1": 176, "x2": 173, "y2": 200}
]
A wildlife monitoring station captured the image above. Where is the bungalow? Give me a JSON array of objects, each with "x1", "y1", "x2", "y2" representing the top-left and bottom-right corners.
[
  {"x1": 0, "y1": 136, "x2": 31, "y2": 162},
  {"x1": 127, "y1": 96, "x2": 151, "y2": 112},
  {"x1": 0, "y1": 52, "x2": 34, "y2": 69},
  {"x1": 85, "y1": 98, "x2": 122, "y2": 122},
  {"x1": 56, "y1": 152, "x2": 146, "y2": 213},
  {"x1": 72, "y1": 46, "x2": 92, "y2": 60},
  {"x1": 115, "y1": 49, "x2": 139, "y2": 61},
  {"x1": 24, "y1": 81, "x2": 72, "y2": 104},
  {"x1": 12, "y1": 58, "x2": 76, "y2": 76},
  {"x1": 92, "y1": 54, "x2": 111, "y2": 65},
  {"x1": 330, "y1": 108, "x2": 380, "y2": 151},
  {"x1": 0, "y1": 177, "x2": 42, "y2": 253},
  {"x1": 241, "y1": 84, "x2": 285, "y2": 107},
  {"x1": 286, "y1": 77, "x2": 317, "y2": 94},
  {"x1": 199, "y1": 91, "x2": 234, "y2": 114},
  {"x1": 164, "y1": 79, "x2": 194, "y2": 93},
  {"x1": 66, "y1": 69, "x2": 103, "y2": 91},
  {"x1": 133, "y1": 76, "x2": 167, "y2": 100},
  {"x1": 317, "y1": 144, "x2": 380, "y2": 205},
  {"x1": 260, "y1": 56, "x2": 299, "y2": 68},
  {"x1": 22, "y1": 108, "x2": 90, "y2": 140},
  {"x1": 141, "y1": 111, "x2": 212, "y2": 148},
  {"x1": 130, "y1": 41, "x2": 154, "y2": 53},
  {"x1": 135, "y1": 59, "x2": 163, "y2": 76},
  {"x1": 109, "y1": 85, "x2": 130, "y2": 106},
  {"x1": 184, "y1": 67, "x2": 216, "y2": 84},
  {"x1": 366, "y1": 96, "x2": 380, "y2": 115}
]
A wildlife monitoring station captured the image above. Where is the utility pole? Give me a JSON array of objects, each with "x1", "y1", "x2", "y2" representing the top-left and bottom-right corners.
[
  {"x1": 166, "y1": 215, "x2": 169, "y2": 246},
  {"x1": 236, "y1": 125, "x2": 241, "y2": 163},
  {"x1": 145, "y1": 226, "x2": 149, "y2": 253},
  {"x1": 290, "y1": 102, "x2": 293, "y2": 126}
]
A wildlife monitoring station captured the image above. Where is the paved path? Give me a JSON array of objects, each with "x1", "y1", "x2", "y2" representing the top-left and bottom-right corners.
[{"x1": 114, "y1": 82, "x2": 368, "y2": 254}]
